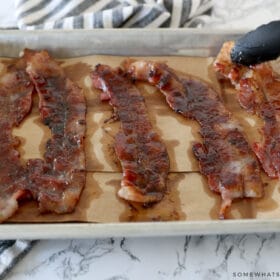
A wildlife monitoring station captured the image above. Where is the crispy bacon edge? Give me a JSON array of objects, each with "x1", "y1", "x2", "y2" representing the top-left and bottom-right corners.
[
  {"x1": 123, "y1": 59, "x2": 264, "y2": 219},
  {"x1": 0, "y1": 57, "x2": 33, "y2": 222},
  {"x1": 24, "y1": 49, "x2": 86, "y2": 214},
  {"x1": 214, "y1": 41, "x2": 280, "y2": 178},
  {"x1": 91, "y1": 64, "x2": 170, "y2": 204}
]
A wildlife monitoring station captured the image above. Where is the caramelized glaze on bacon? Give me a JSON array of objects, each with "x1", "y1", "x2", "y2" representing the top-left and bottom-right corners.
[
  {"x1": 91, "y1": 64, "x2": 169, "y2": 203},
  {"x1": 214, "y1": 42, "x2": 280, "y2": 178},
  {"x1": 124, "y1": 59, "x2": 263, "y2": 218},
  {"x1": 0, "y1": 58, "x2": 33, "y2": 221},
  {"x1": 24, "y1": 49, "x2": 86, "y2": 213}
]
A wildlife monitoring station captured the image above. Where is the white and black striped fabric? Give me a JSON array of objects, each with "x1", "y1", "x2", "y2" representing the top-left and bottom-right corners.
[
  {"x1": 15, "y1": 0, "x2": 213, "y2": 30},
  {"x1": 0, "y1": 240, "x2": 35, "y2": 279}
]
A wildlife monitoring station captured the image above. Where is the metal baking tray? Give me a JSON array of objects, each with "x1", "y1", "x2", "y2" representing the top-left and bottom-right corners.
[{"x1": 1, "y1": 29, "x2": 280, "y2": 239}]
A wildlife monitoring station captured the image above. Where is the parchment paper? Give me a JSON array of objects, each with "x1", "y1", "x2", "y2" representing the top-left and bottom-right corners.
[{"x1": 3, "y1": 55, "x2": 280, "y2": 222}]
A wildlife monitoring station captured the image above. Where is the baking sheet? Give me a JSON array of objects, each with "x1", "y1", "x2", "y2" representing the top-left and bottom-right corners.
[{"x1": 0, "y1": 29, "x2": 280, "y2": 238}]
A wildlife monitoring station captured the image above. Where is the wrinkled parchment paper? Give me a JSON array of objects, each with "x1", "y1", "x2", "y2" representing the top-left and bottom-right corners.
[{"x1": 4, "y1": 55, "x2": 280, "y2": 222}]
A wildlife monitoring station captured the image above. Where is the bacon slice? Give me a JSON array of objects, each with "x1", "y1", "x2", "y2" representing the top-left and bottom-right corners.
[
  {"x1": 24, "y1": 49, "x2": 86, "y2": 213},
  {"x1": 91, "y1": 64, "x2": 169, "y2": 203},
  {"x1": 124, "y1": 59, "x2": 264, "y2": 218},
  {"x1": 214, "y1": 41, "x2": 280, "y2": 178},
  {"x1": 0, "y1": 58, "x2": 33, "y2": 221}
]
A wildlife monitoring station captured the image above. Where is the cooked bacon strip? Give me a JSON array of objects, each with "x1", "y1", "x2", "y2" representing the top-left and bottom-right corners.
[
  {"x1": 24, "y1": 49, "x2": 86, "y2": 213},
  {"x1": 0, "y1": 58, "x2": 33, "y2": 221},
  {"x1": 124, "y1": 59, "x2": 263, "y2": 218},
  {"x1": 214, "y1": 41, "x2": 280, "y2": 178},
  {"x1": 91, "y1": 64, "x2": 169, "y2": 203}
]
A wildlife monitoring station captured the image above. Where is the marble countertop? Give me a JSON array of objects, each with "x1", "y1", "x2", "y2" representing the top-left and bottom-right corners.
[
  {"x1": 6, "y1": 234, "x2": 280, "y2": 280},
  {"x1": 2, "y1": 1, "x2": 280, "y2": 280}
]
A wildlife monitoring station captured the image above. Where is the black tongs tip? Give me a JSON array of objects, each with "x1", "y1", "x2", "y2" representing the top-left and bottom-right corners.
[{"x1": 230, "y1": 21, "x2": 280, "y2": 66}]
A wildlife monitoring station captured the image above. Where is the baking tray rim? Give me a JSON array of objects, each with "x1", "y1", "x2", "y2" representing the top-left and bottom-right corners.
[
  {"x1": 1, "y1": 219, "x2": 280, "y2": 239},
  {"x1": 1, "y1": 28, "x2": 275, "y2": 238}
]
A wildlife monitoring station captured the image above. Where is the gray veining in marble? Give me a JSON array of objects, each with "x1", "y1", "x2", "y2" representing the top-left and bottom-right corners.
[{"x1": 5, "y1": 233, "x2": 280, "y2": 280}]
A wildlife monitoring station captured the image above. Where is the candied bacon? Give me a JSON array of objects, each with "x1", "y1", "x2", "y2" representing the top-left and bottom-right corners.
[
  {"x1": 124, "y1": 59, "x2": 264, "y2": 218},
  {"x1": 214, "y1": 41, "x2": 280, "y2": 178},
  {"x1": 91, "y1": 64, "x2": 169, "y2": 203},
  {"x1": 24, "y1": 49, "x2": 86, "y2": 214},
  {"x1": 0, "y1": 58, "x2": 33, "y2": 222}
]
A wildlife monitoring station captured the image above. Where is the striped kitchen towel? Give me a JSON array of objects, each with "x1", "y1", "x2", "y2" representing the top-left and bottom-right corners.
[
  {"x1": 15, "y1": 0, "x2": 213, "y2": 30},
  {"x1": 0, "y1": 240, "x2": 36, "y2": 279}
]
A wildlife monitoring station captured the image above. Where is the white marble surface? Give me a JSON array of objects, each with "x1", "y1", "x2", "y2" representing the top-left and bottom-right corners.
[
  {"x1": 5, "y1": 234, "x2": 280, "y2": 280},
  {"x1": 2, "y1": 1, "x2": 280, "y2": 280}
]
